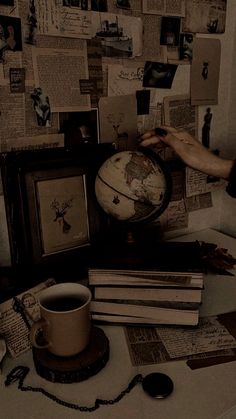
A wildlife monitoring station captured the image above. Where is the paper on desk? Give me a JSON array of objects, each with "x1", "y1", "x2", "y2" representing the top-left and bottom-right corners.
[
  {"x1": 0, "y1": 278, "x2": 56, "y2": 358},
  {"x1": 125, "y1": 313, "x2": 236, "y2": 366},
  {"x1": 157, "y1": 316, "x2": 236, "y2": 358}
]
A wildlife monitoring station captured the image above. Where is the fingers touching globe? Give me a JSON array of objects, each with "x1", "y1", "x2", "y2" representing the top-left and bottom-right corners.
[{"x1": 140, "y1": 126, "x2": 193, "y2": 147}]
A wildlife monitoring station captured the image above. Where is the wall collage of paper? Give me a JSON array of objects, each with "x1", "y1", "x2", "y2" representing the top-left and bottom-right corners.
[{"x1": 0, "y1": 0, "x2": 228, "y2": 238}]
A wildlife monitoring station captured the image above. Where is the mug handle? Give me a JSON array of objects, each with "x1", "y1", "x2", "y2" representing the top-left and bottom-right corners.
[{"x1": 30, "y1": 319, "x2": 50, "y2": 349}]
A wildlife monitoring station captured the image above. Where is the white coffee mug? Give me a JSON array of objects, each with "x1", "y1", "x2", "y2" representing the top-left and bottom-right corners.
[{"x1": 30, "y1": 283, "x2": 92, "y2": 357}]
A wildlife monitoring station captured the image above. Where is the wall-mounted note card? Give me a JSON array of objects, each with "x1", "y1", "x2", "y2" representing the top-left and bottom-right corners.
[
  {"x1": 191, "y1": 38, "x2": 221, "y2": 106},
  {"x1": 99, "y1": 94, "x2": 137, "y2": 150}
]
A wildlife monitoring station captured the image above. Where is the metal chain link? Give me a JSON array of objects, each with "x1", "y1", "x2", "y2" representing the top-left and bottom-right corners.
[{"x1": 5, "y1": 366, "x2": 143, "y2": 412}]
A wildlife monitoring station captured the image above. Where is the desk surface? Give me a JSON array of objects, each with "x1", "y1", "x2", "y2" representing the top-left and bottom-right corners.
[{"x1": 1, "y1": 228, "x2": 236, "y2": 419}]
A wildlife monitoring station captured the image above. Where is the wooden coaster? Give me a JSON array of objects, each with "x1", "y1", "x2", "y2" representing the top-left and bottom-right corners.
[{"x1": 32, "y1": 326, "x2": 109, "y2": 383}]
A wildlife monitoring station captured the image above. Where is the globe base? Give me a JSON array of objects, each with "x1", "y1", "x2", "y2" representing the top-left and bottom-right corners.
[
  {"x1": 101, "y1": 217, "x2": 164, "y2": 248},
  {"x1": 90, "y1": 229, "x2": 203, "y2": 274},
  {"x1": 91, "y1": 234, "x2": 160, "y2": 268}
]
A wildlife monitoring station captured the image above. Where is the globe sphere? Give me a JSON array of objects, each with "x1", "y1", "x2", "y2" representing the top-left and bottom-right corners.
[{"x1": 95, "y1": 149, "x2": 172, "y2": 224}]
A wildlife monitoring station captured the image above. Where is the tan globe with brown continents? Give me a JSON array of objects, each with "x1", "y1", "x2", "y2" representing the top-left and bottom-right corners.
[{"x1": 95, "y1": 149, "x2": 172, "y2": 224}]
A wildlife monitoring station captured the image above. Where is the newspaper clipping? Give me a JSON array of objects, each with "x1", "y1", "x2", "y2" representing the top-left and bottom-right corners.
[
  {"x1": 182, "y1": 0, "x2": 227, "y2": 34},
  {"x1": 125, "y1": 314, "x2": 236, "y2": 366},
  {"x1": 32, "y1": 45, "x2": 91, "y2": 112},
  {"x1": 164, "y1": 94, "x2": 198, "y2": 137},
  {"x1": 36, "y1": 0, "x2": 92, "y2": 39},
  {"x1": 0, "y1": 278, "x2": 55, "y2": 358},
  {"x1": 142, "y1": 0, "x2": 185, "y2": 17}
]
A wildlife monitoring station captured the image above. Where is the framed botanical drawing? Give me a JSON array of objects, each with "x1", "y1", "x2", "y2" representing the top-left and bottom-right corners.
[
  {"x1": 0, "y1": 144, "x2": 114, "y2": 269},
  {"x1": 26, "y1": 167, "x2": 90, "y2": 258}
]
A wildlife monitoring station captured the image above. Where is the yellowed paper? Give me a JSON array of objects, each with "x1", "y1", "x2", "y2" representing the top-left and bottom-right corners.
[
  {"x1": 99, "y1": 94, "x2": 138, "y2": 150},
  {"x1": 32, "y1": 46, "x2": 91, "y2": 112},
  {"x1": 191, "y1": 38, "x2": 221, "y2": 105},
  {"x1": 0, "y1": 279, "x2": 56, "y2": 358}
]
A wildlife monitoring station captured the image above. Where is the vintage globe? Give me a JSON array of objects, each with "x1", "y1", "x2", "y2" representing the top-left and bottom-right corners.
[{"x1": 95, "y1": 149, "x2": 172, "y2": 224}]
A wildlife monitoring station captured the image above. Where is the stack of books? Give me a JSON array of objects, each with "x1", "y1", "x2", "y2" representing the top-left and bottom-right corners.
[{"x1": 89, "y1": 269, "x2": 204, "y2": 326}]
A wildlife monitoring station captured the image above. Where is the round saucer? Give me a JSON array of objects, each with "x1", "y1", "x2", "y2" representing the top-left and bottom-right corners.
[{"x1": 32, "y1": 326, "x2": 109, "y2": 383}]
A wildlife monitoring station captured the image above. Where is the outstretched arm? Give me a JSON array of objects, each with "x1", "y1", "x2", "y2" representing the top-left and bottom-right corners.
[{"x1": 140, "y1": 126, "x2": 234, "y2": 180}]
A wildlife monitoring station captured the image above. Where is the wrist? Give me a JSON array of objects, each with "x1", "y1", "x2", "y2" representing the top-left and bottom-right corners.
[
  {"x1": 197, "y1": 154, "x2": 233, "y2": 180},
  {"x1": 217, "y1": 158, "x2": 234, "y2": 180}
]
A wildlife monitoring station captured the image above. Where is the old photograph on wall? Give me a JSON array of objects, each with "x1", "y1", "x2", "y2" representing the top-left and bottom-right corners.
[
  {"x1": 143, "y1": 61, "x2": 177, "y2": 89},
  {"x1": 59, "y1": 108, "x2": 100, "y2": 147},
  {"x1": 182, "y1": 0, "x2": 227, "y2": 34},
  {"x1": 0, "y1": 15, "x2": 22, "y2": 55},
  {"x1": 91, "y1": 12, "x2": 142, "y2": 58}
]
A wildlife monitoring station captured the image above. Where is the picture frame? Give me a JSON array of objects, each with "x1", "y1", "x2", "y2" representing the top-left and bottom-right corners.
[
  {"x1": 26, "y1": 166, "x2": 90, "y2": 258},
  {"x1": 0, "y1": 144, "x2": 114, "y2": 269}
]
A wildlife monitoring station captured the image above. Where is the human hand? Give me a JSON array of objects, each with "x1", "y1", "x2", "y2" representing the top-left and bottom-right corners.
[{"x1": 140, "y1": 126, "x2": 234, "y2": 180}]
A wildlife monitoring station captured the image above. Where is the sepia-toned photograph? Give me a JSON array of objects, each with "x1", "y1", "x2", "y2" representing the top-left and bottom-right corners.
[
  {"x1": 179, "y1": 33, "x2": 193, "y2": 61},
  {"x1": 0, "y1": 15, "x2": 22, "y2": 52},
  {"x1": 59, "y1": 109, "x2": 100, "y2": 147},
  {"x1": 160, "y1": 16, "x2": 181, "y2": 46},
  {"x1": 143, "y1": 61, "x2": 177, "y2": 89}
]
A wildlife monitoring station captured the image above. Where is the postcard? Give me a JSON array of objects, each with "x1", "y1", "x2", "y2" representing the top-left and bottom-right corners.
[
  {"x1": 108, "y1": 62, "x2": 145, "y2": 96},
  {"x1": 0, "y1": 15, "x2": 22, "y2": 52},
  {"x1": 99, "y1": 94, "x2": 137, "y2": 150},
  {"x1": 191, "y1": 38, "x2": 221, "y2": 105}
]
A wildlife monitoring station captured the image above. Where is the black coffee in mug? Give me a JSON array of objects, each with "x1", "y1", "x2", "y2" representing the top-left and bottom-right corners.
[
  {"x1": 30, "y1": 283, "x2": 92, "y2": 357},
  {"x1": 43, "y1": 296, "x2": 85, "y2": 312}
]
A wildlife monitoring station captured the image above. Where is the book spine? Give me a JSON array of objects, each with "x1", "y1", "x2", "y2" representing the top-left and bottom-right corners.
[
  {"x1": 91, "y1": 312, "x2": 199, "y2": 326},
  {"x1": 88, "y1": 271, "x2": 203, "y2": 287},
  {"x1": 93, "y1": 287, "x2": 202, "y2": 302},
  {"x1": 92, "y1": 298, "x2": 200, "y2": 310},
  {"x1": 90, "y1": 301, "x2": 199, "y2": 325}
]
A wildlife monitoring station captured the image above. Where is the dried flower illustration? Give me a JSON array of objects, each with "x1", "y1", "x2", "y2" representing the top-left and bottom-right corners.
[{"x1": 50, "y1": 197, "x2": 74, "y2": 233}]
